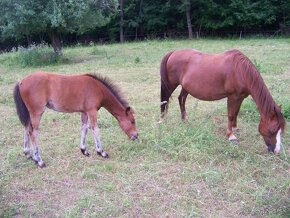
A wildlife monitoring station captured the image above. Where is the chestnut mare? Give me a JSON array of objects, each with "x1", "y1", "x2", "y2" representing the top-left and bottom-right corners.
[
  {"x1": 14, "y1": 72, "x2": 138, "y2": 167},
  {"x1": 160, "y1": 49, "x2": 286, "y2": 153}
]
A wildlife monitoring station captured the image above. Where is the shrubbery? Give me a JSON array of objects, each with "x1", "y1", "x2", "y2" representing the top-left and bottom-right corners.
[{"x1": 1, "y1": 44, "x2": 65, "y2": 67}]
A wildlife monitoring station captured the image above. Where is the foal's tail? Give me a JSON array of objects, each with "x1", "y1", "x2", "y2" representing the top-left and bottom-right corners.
[
  {"x1": 13, "y1": 83, "x2": 30, "y2": 127},
  {"x1": 160, "y1": 51, "x2": 174, "y2": 116}
]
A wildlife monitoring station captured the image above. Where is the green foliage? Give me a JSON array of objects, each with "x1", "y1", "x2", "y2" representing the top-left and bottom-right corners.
[
  {"x1": 0, "y1": 0, "x2": 118, "y2": 52},
  {"x1": 281, "y1": 101, "x2": 290, "y2": 120}
]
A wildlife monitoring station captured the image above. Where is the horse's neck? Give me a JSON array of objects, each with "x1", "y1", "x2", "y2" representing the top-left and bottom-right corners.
[
  {"x1": 248, "y1": 78, "x2": 275, "y2": 117},
  {"x1": 101, "y1": 88, "x2": 125, "y2": 120}
]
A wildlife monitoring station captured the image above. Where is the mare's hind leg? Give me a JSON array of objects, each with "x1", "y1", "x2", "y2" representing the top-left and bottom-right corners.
[
  {"x1": 23, "y1": 124, "x2": 32, "y2": 159},
  {"x1": 160, "y1": 85, "x2": 178, "y2": 121},
  {"x1": 88, "y1": 111, "x2": 109, "y2": 158},
  {"x1": 178, "y1": 88, "x2": 189, "y2": 121},
  {"x1": 29, "y1": 113, "x2": 46, "y2": 168},
  {"x1": 226, "y1": 95, "x2": 244, "y2": 142},
  {"x1": 80, "y1": 112, "x2": 90, "y2": 156}
]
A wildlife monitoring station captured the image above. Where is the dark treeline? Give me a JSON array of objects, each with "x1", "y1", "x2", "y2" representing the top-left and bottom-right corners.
[{"x1": 0, "y1": 0, "x2": 290, "y2": 53}]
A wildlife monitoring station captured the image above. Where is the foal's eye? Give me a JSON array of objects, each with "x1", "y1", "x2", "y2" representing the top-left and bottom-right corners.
[{"x1": 131, "y1": 120, "x2": 135, "y2": 124}]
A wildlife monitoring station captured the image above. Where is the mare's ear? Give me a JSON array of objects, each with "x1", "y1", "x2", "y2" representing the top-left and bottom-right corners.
[
  {"x1": 279, "y1": 104, "x2": 282, "y2": 110},
  {"x1": 126, "y1": 107, "x2": 132, "y2": 114}
]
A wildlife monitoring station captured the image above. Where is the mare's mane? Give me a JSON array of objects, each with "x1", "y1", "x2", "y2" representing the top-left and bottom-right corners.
[
  {"x1": 230, "y1": 49, "x2": 285, "y2": 131},
  {"x1": 85, "y1": 73, "x2": 129, "y2": 108}
]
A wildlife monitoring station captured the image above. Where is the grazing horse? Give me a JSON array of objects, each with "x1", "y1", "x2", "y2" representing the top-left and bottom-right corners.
[
  {"x1": 14, "y1": 72, "x2": 138, "y2": 167},
  {"x1": 160, "y1": 49, "x2": 286, "y2": 153}
]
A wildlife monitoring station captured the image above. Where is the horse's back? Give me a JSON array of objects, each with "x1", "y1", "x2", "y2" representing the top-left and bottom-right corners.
[
  {"x1": 166, "y1": 49, "x2": 239, "y2": 100},
  {"x1": 19, "y1": 72, "x2": 101, "y2": 113}
]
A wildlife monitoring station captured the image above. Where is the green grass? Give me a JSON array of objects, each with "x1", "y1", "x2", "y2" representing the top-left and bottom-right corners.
[{"x1": 0, "y1": 38, "x2": 289, "y2": 217}]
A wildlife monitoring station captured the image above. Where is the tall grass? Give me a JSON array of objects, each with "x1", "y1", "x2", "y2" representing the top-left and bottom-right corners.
[{"x1": 0, "y1": 44, "x2": 65, "y2": 67}]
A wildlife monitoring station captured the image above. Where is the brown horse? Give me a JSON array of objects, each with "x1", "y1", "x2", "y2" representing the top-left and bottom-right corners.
[
  {"x1": 14, "y1": 72, "x2": 138, "y2": 167},
  {"x1": 160, "y1": 49, "x2": 286, "y2": 153}
]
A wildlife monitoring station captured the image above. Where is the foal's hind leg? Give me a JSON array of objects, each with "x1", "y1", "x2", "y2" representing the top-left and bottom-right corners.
[
  {"x1": 227, "y1": 96, "x2": 244, "y2": 142},
  {"x1": 80, "y1": 112, "x2": 89, "y2": 156},
  {"x1": 88, "y1": 111, "x2": 109, "y2": 158},
  {"x1": 23, "y1": 125, "x2": 32, "y2": 159},
  {"x1": 178, "y1": 88, "x2": 189, "y2": 121},
  {"x1": 29, "y1": 113, "x2": 45, "y2": 167}
]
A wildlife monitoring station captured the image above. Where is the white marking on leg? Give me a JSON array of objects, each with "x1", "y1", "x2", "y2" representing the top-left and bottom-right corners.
[
  {"x1": 232, "y1": 127, "x2": 239, "y2": 132},
  {"x1": 24, "y1": 130, "x2": 30, "y2": 158},
  {"x1": 80, "y1": 124, "x2": 88, "y2": 150},
  {"x1": 274, "y1": 128, "x2": 282, "y2": 154},
  {"x1": 93, "y1": 126, "x2": 103, "y2": 153},
  {"x1": 229, "y1": 134, "x2": 237, "y2": 141},
  {"x1": 31, "y1": 130, "x2": 45, "y2": 167}
]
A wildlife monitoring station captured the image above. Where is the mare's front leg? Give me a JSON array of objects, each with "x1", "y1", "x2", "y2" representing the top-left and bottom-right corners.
[
  {"x1": 226, "y1": 95, "x2": 244, "y2": 142},
  {"x1": 80, "y1": 112, "x2": 90, "y2": 156},
  {"x1": 88, "y1": 111, "x2": 109, "y2": 158},
  {"x1": 178, "y1": 88, "x2": 189, "y2": 121}
]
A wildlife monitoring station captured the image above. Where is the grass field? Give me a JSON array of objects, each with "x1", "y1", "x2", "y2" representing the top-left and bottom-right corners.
[{"x1": 0, "y1": 38, "x2": 289, "y2": 217}]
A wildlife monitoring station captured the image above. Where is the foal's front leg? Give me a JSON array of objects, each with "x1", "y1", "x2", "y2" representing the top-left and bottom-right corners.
[
  {"x1": 88, "y1": 111, "x2": 109, "y2": 158},
  {"x1": 80, "y1": 112, "x2": 90, "y2": 156}
]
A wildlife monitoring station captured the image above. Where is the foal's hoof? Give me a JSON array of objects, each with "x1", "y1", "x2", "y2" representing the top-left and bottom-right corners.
[
  {"x1": 97, "y1": 151, "x2": 109, "y2": 158},
  {"x1": 25, "y1": 153, "x2": 32, "y2": 160},
  {"x1": 34, "y1": 160, "x2": 46, "y2": 168},
  {"x1": 38, "y1": 161, "x2": 46, "y2": 168},
  {"x1": 81, "y1": 148, "x2": 90, "y2": 156}
]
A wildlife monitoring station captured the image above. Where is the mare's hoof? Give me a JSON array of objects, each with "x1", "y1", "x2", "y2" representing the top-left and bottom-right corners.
[
  {"x1": 97, "y1": 151, "x2": 109, "y2": 158},
  {"x1": 229, "y1": 139, "x2": 239, "y2": 144},
  {"x1": 81, "y1": 148, "x2": 90, "y2": 156}
]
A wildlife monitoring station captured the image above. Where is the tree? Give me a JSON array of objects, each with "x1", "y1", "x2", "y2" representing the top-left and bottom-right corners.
[
  {"x1": 0, "y1": 0, "x2": 117, "y2": 54},
  {"x1": 120, "y1": 0, "x2": 125, "y2": 42}
]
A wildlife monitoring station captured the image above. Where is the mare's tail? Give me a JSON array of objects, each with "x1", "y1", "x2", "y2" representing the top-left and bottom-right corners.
[
  {"x1": 160, "y1": 51, "x2": 174, "y2": 117},
  {"x1": 13, "y1": 83, "x2": 30, "y2": 127}
]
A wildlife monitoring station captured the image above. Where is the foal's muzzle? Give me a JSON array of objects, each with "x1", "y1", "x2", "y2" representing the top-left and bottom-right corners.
[{"x1": 131, "y1": 133, "x2": 138, "y2": 141}]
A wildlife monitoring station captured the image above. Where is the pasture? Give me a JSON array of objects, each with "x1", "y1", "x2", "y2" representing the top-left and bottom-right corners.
[{"x1": 0, "y1": 38, "x2": 289, "y2": 217}]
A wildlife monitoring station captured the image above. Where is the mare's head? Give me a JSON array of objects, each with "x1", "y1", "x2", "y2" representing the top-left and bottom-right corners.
[
  {"x1": 118, "y1": 107, "x2": 138, "y2": 140},
  {"x1": 258, "y1": 105, "x2": 286, "y2": 154}
]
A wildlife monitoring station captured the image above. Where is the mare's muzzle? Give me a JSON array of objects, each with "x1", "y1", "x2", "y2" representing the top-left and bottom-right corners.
[{"x1": 267, "y1": 144, "x2": 275, "y2": 153}]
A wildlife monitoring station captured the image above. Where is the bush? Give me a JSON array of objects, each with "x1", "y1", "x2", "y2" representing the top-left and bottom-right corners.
[{"x1": 2, "y1": 44, "x2": 64, "y2": 67}]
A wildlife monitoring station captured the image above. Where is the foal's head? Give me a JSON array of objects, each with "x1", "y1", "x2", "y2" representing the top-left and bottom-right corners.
[
  {"x1": 119, "y1": 107, "x2": 138, "y2": 140},
  {"x1": 258, "y1": 106, "x2": 285, "y2": 154}
]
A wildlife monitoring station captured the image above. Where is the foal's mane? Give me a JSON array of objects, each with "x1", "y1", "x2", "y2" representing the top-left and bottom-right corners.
[
  {"x1": 85, "y1": 73, "x2": 129, "y2": 108},
  {"x1": 230, "y1": 49, "x2": 285, "y2": 130}
]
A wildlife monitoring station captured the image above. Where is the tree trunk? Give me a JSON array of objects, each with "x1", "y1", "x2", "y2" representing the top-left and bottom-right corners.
[
  {"x1": 47, "y1": 29, "x2": 62, "y2": 55},
  {"x1": 185, "y1": 1, "x2": 193, "y2": 39},
  {"x1": 26, "y1": 35, "x2": 32, "y2": 47},
  {"x1": 135, "y1": 0, "x2": 143, "y2": 40},
  {"x1": 120, "y1": 0, "x2": 124, "y2": 43}
]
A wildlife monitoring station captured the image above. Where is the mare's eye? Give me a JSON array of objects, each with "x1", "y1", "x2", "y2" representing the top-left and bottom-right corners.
[{"x1": 131, "y1": 120, "x2": 135, "y2": 124}]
